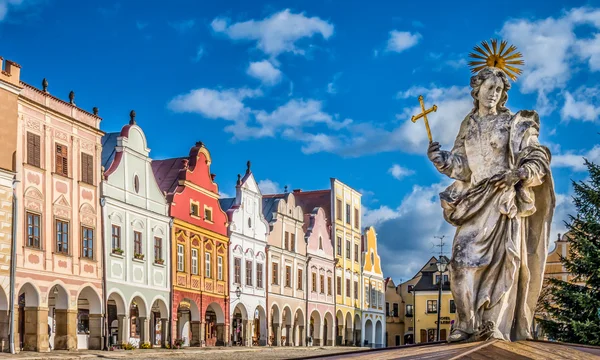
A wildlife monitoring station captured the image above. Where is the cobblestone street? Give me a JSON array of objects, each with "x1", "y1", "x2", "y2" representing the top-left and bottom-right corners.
[{"x1": 0, "y1": 347, "x2": 363, "y2": 360}]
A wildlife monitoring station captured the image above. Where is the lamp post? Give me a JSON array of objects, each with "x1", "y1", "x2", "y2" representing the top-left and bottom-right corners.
[
  {"x1": 235, "y1": 286, "x2": 242, "y2": 300},
  {"x1": 435, "y1": 257, "x2": 448, "y2": 341}
]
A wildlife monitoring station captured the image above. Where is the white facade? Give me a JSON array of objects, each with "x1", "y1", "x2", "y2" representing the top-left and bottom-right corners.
[
  {"x1": 101, "y1": 119, "x2": 171, "y2": 348},
  {"x1": 221, "y1": 165, "x2": 269, "y2": 346},
  {"x1": 361, "y1": 227, "x2": 386, "y2": 348}
]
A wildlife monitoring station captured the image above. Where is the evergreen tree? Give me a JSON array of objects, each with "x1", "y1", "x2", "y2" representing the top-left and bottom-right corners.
[{"x1": 539, "y1": 159, "x2": 600, "y2": 345}]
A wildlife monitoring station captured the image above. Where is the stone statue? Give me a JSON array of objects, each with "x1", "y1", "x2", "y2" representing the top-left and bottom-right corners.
[{"x1": 427, "y1": 61, "x2": 555, "y2": 342}]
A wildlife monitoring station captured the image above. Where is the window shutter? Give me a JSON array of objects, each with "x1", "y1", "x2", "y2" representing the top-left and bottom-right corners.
[
  {"x1": 56, "y1": 145, "x2": 63, "y2": 174},
  {"x1": 34, "y1": 134, "x2": 41, "y2": 167},
  {"x1": 27, "y1": 133, "x2": 34, "y2": 165},
  {"x1": 62, "y1": 146, "x2": 68, "y2": 176}
]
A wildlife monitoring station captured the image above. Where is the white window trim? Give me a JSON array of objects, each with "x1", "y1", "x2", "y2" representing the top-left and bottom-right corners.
[
  {"x1": 205, "y1": 252, "x2": 212, "y2": 278},
  {"x1": 191, "y1": 248, "x2": 198, "y2": 275},
  {"x1": 217, "y1": 256, "x2": 223, "y2": 280},
  {"x1": 177, "y1": 244, "x2": 184, "y2": 272}
]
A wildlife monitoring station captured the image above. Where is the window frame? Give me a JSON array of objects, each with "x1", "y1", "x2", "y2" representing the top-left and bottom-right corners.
[
  {"x1": 354, "y1": 280, "x2": 358, "y2": 300},
  {"x1": 154, "y1": 237, "x2": 162, "y2": 262},
  {"x1": 336, "y1": 236, "x2": 342, "y2": 256},
  {"x1": 320, "y1": 274, "x2": 325, "y2": 294},
  {"x1": 336, "y1": 276, "x2": 342, "y2": 296},
  {"x1": 245, "y1": 260, "x2": 253, "y2": 286},
  {"x1": 312, "y1": 272, "x2": 317, "y2": 292},
  {"x1": 80, "y1": 152, "x2": 94, "y2": 185},
  {"x1": 26, "y1": 132, "x2": 41, "y2": 168},
  {"x1": 55, "y1": 143, "x2": 69, "y2": 177},
  {"x1": 327, "y1": 277, "x2": 332, "y2": 295},
  {"x1": 345, "y1": 240, "x2": 351, "y2": 259},
  {"x1": 177, "y1": 244, "x2": 184, "y2": 272},
  {"x1": 450, "y1": 299, "x2": 456, "y2": 314},
  {"x1": 256, "y1": 263, "x2": 263, "y2": 288},
  {"x1": 336, "y1": 198, "x2": 342, "y2": 221},
  {"x1": 81, "y1": 226, "x2": 94, "y2": 259},
  {"x1": 55, "y1": 219, "x2": 69, "y2": 255},
  {"x1": 204, "y1": 252, "x2": 211, "y2": 278},
  {"x1": 406, "y1": 304, "x2": 414, "y2": 317},
  {"x1": 26, "y1": 212, "x2": 41, "y2": 249},
  {"x1": 290, "y1": 233, "x2": 295, "y2": 252},
  {"x1": 111, "y1": 225, "x2": 121, "y2": 251},
  {"x1": 191, "y1": 248, "x2": 198, "y2": 275},
  {"x1": 346, "y1": 278, "x2": 351, "y2": 298},
  {"x1": 354, "y1": 207, "x2": 359, "y2": 229},
  {"x1": 297, "y1": 268, "x2": 303, "y2": 290},
  {"x1": 354, "y1": 243, "x2": 359, "y2": 263},
  {"x1": 427, "y1": 300, "x2": 438, "y2": 314},
  {"x1": 285, "y1": 265, "x2": 291, "y2": 288},
  {"x1": 217, "y1": 256, "x2": 223, "y2": 280},
  {"x1": 133, "y1": 231, "x2": 143, "y2": 256},
  {"x1": 234, "y1": 257, "x2": 241, "y2": 284},
  {"x1": 345, "y1": 203, "x2": 351, "y2": 224},
  {"x1": 272, "y1": 262, "x2": 279, "y2": 285},
  {"x1": 204, "y1": 205, "x2": 213, "y2": 222}
]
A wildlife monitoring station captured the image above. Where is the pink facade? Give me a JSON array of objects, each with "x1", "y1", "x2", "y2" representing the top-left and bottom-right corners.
[
  {"x1": 15, "y1": 81, "x2": 104, "y2": 351},
  {"x1": 304, "y1": 207, "x2": 335, "y2": 346}
]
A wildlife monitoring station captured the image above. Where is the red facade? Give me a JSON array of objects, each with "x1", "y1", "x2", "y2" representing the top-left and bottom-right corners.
[{"x1": 152, "y1": 141, "x2": 229, "y2": 346}]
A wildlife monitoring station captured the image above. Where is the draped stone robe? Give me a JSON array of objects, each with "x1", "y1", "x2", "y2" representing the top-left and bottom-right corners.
[{"x1": 435, "y1": 110, "x2": 555, "y2": 341}]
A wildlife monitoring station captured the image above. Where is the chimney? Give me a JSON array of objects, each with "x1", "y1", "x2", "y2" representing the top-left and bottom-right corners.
[
  {"x1": 293, "y1": 189, "x2": 302, "y2": 193},
  {"x1": 0, "y1": 58, "x2": 22, "y2": 87},
  {"x1": 210, "y1": 173, "x2": 216, "y2": 181}
]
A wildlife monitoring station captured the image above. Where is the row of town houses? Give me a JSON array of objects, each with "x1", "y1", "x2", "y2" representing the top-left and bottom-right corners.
[{"x1": 0, "y1": 58, "x2": 386, "y2": 352}]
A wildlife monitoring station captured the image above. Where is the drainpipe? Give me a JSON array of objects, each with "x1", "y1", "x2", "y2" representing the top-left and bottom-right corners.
[
  {"x1": 168, "y1": 218, "x2": 173, "y2": 347},
  {"x1": 305, "y1": 255, "x2": 310, "y2": 347},
  {"x1": 99, "y1": 192, "x2": 107, "y2": 350},
  {"x1": 265, "y1": 245, "x2": 269, "y2": 346},
  {"x1": 8, "y1": 177, "x2": 19, "y2": 354}
]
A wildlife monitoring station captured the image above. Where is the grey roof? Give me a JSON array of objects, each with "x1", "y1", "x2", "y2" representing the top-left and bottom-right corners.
[
  {"x1": 219, "y1": 197, "x2": 236, "y2": 212},
  {"x1": 101, "y1": 132, "x2": 120, "y2": 169},
  {"x1": 413, "y1": 255, "x2": 452, "y2": 292},
  {"x1": 262, "y1": 195, "x2": 284, "y2": 223}
]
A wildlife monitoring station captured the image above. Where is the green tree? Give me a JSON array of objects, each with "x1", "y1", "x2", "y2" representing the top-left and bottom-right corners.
[{"x1": 539, "y1": 159, "x2": 600, "y2": 345}]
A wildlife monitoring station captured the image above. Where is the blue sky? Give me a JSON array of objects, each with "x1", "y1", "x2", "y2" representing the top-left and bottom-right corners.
[{"x1": 2, "y1": 0, "x2": 599, "y2": 282}]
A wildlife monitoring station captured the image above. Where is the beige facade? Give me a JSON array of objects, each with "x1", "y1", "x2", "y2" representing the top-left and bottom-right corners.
[{"x1": 13, "y1": 69, "x2": 104, "y2": 351}]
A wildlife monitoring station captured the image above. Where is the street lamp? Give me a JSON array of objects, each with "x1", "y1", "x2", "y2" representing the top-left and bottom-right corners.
[
  {"x1": 436, "y1": 257, "x2": 448, "y2": 341},
  {"x1": 235, "y1": 286, "x2": 242, "y2": 300}
]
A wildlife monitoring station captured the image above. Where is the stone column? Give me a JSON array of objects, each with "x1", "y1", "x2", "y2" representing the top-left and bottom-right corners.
[
  {"x1": 241, "y1": 320, "x2": 247, "y2": 346},
  {"x1": 13, "y1": 306, "x2": 19, "y2": 351},
  {"x1": 23, "y1": 307, "x2": 49, "y2": 352},
  {"x1": 190, "y1": 321, "x2": 201, "y2": 347},
  {"x1": 117, "y1": 314, "x2": 128, "y2": 345},
  {"x1": 161, "y1": 318, "x2": 169, "y2": 348},
  {"x1": 215, "y1": 323, "x2": 225, "y2": 346},
  {"x1": 299, "y1": 325, "x2": 305, "y2": 346},
  {"x1": 88, "y1": 314, "x2": 103, "y2": 350},
  {"x1": 54, "y1": 309, "x2": 77, "y2": 350},
  {"x1": 273, "y1": 324, "x2": 281, "y2": 346},
  {"x1": 285, "y1": 325, "x2": 291, "y2": 346},
  {"x1": 138, "y1": 317, "x2": 148, "y2": 346},
  {"x1": 345, "y1": 327, "x2": 353, "y2": 346},
  {"x1": 337, "y1": 325, "x2": 344, "y2": 346}
]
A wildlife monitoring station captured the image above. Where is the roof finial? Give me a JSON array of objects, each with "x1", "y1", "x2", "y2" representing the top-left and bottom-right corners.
[
  {"x1": 129, "y1": 110, "x2": 136, "y2": 125},
  {"x1": 92, "y1": 107, "x2": 99, "y2": 116},
  {"x1": 42, "y1": 78, "x2": 48, "y2": 93},
  {"x1": 246, "y1": 160, "x2": 251, "y2": 174},
  {"x1": 284, "y1": 185, "x2": 288, "y2": 193},
  {"x1": 68, "y1": 91, "x2": 75, "y2": 104},
  {"x1": 195, "y1": 141, "x2": 204, "y2": 148},
  {"x1": 236, "y1": 174, "x2": 242, "y2": 186}
]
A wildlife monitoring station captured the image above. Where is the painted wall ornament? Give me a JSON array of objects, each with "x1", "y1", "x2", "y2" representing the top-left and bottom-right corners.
[{"x1": 424, "y1": 40, "x2": 555, "y2": 342}]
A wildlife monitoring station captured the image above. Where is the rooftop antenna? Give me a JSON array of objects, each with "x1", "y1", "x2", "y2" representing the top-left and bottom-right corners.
[{"x1": 433, "y1": 235, "x2": 447, "y2": 258}]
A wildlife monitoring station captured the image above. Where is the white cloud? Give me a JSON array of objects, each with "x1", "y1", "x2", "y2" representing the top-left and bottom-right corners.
[
  {"x1": 552, "y1": 145, "x2": 600, "y2": 171},
  {"x1": 167, "y1": 87, "x2": 262, "y2": 122},
  {"x1": 192, "y1": 46, "x2": 205, "y2": 62},
  {"x1": 561, "y1": 86, "x2": 600, "y2": 122},
  {"x1": 388, "y1": 164, "x2": 415, "y2": 180},
  {"x1": 258, "y1": 179, "x2": 281, "y2": 194},
  {"x1": 386, "y1": 30, "x2": 421, "y2": 53},
  {"x1": 500, "y1": 7, "x2": 600, "y2": 115},
  {"x1": 326, "y1": 72, "x2": 342, "y2": 94},
  {"x1": 0, "y1": 0, "x2": 24, "y2": 21},
  {"x1": 211, "y1": 9, "x2": 334, "y2": 58},
  {"x1": 247, "y1": 60, "x2": 282, "y2": 86},
  {"x1": 169, "y1": 19, "x2": 195, "y2": 33}
]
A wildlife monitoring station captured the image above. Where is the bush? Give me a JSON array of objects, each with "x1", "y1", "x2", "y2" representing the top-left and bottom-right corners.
[
  {"x1": 140, "y1": 342, "x2": 152, "y2": 349},
  {"x1": 123, "y1": 342, "x2": 136, "y2": 350}
]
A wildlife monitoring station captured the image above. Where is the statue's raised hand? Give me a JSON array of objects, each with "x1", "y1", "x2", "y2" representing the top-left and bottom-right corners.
[
  {"x1": 495, "y1": 168, "x2": 528, "y2": 189},
  {"x1": 428, "y1": 141, "x2": 446, "y2": 166}
]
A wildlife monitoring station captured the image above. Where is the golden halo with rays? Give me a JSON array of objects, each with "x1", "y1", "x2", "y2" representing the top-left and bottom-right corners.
[{"x1": 468, "y1": 39, "x2": 524, "y2": 81}]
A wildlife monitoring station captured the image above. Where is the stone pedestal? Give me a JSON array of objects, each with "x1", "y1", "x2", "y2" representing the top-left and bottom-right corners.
[
  {"x1": 191, "y1": 321, "x2": 201, "y2": 347},
  {"x1": 88, "y1": 314, "x2": 103, "y2": 350},
  {"x1": 161, "y1": 318, "x2": 169, "y2": 348},
  {"x1": 117, "y1": 314, "x2": 128, "y2": 345},
  {"x1": 23, "y1": 307, "x2": 49, "y2": 352},
  {"x1": 54, "y1": 309, "x2": 77, "y2": 350}
]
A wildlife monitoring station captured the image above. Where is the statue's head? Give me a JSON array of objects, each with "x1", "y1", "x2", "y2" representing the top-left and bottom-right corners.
[{"x1": 470, "y1": 67, "x2": 511, "y2": 114}]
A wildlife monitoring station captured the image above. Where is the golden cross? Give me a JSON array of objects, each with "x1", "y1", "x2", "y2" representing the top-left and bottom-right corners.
[{"x1": 411, "y1": 95, "x2": 437, "y2": 143}]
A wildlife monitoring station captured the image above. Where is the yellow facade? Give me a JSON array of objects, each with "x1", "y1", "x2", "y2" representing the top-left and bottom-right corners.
[
  {"x1": 331, "y1": 178, "x2": 362, "y2": 346},
  {"x1": 361, "y1": 227, "x2": 385, "y2": 347}
]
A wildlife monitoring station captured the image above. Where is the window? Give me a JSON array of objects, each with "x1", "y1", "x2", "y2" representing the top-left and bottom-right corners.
[
  {"x1": 190, "y1": 202, "x2": 199, "y2": 216},
  {"x1": 371, "y1": 287, "x2": 376, "y2": 307},
  {"x1": 318, "y1": 236, "x2": 323, "y2": 250},
  {"x1": 256, "y1": 263, "x2": 263, "y2": 288},
  {"x1": 406, "y1": 304, "x2": 414, "y2": 317},
  {"x1": 246, "y1": 260, "x2": 253, "y2": 286},
  {"x1": 444, "y1": 274, "x2": 449, "y2": 283},
  {"x1": 354, "y1": 281, "x2": 358, "y2": 299},
  {"x1": 386, "y1": 302, "x2": 390, "y2": 316},
  {"x1": 365, "y1": 285, "x2": 370, "y2": 305},
  {"x1": 177, "y1": 245, "x2": 184, "y2": 271},
  {"x1": 272, "y1": 263, "x2": 279, "y2": 285},
  {"x1": 133, "y1": 231, "x2": 142, "y2": 255},
  {"x1": 285, "y1": 266, "x2": 291, "y2": 287},
  {"x1": 81, "y1": 227, "x2": 93, "y2": 259},
  {"x1": 134, "y1": 175, "x2": 140, "y2": 193},
  {"x1": 312, "y1": 272, "x2": 317, "y2": 292},
  {"x1": 290, "y1": 233, "x2": 295, "y2": 252},
  {"x1": 55, "y1": 219, "x2": 69, "y2": 254},
  {"x1": 336, "y1": 236, "x2": 342, "y2": 256},
  {"x1": 218, "y1": 256, "x2": 223, "y2": 280},
  {"x1": 26, "y1": 212, "x2": 41, "y2": 248},
  {"x1": 354, "y1": 244, "x2": 359, "y2": 263},
  {"x1": 81, "y1": 153, "x2": 94, "y2": 185},
  {"x1": 297, "y1": 268, "x2": 303, "y2": 290},
  {"x1": 427, "y1": 300, "x2": 437, "y2": 314},
  {"x1": 336, "y1": 199, "x2": 342, "y2": 220},
  {"x1": 345, "y1": 240, "x2": 351, "y2": 259},
  {"x1": 284, "y1": 232, "x2": 289, "y2": 250},
  {"x1": 204, "y1": 206, "x2": 213, "y2": 222},
  {"x1": 234, "y1": 258, "x2": 241, "y2": 284},
  {"x1": 327, "y1": 277, "x2": 332, "y2": 295},
  {"x1": 435, "y1": 274, "x2": 440, "y2": 284},
  {"x1": 450, "y1": 300, "x2": 456, "y2": 314},
  {"x1": 27, "y1": 132, "x2": 41, "y2": 167},
  {"x1": 154, "y1": 237, "x2": 162, "y2": 261},
  {"x1": 345, "y1": 203, "x2": 351, "y2": 224},
  {"x1": 205, "y1": 252, "x2": 211, "y2": 278},
  {"x1": 320, "y1": 274, "x2": 325, "y2": 294},
  {"x1": 393, "y1": 303, "x2": 399, "y2": 317},
  {"x1": 407, "y1": 285, "x2": 414, "y2": 293},
  {"x1": 336, "y1": 276, "x2": 342, "y2": 295},
  {"x1": 55, "y1": 144, "x2": 68, "y2": 177},
  {"x1": 191, "y1": 249, "x2": 198, "y2": 275},
  {"x1": 111, "y1": 225, "x2": 121, "y2": 250},
  {"x1": 354, "y1": 208, "x2": 359, "y2": 229},
  {"x1": 346, "y1": 279, "x2": 351, "y2": 297}
]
